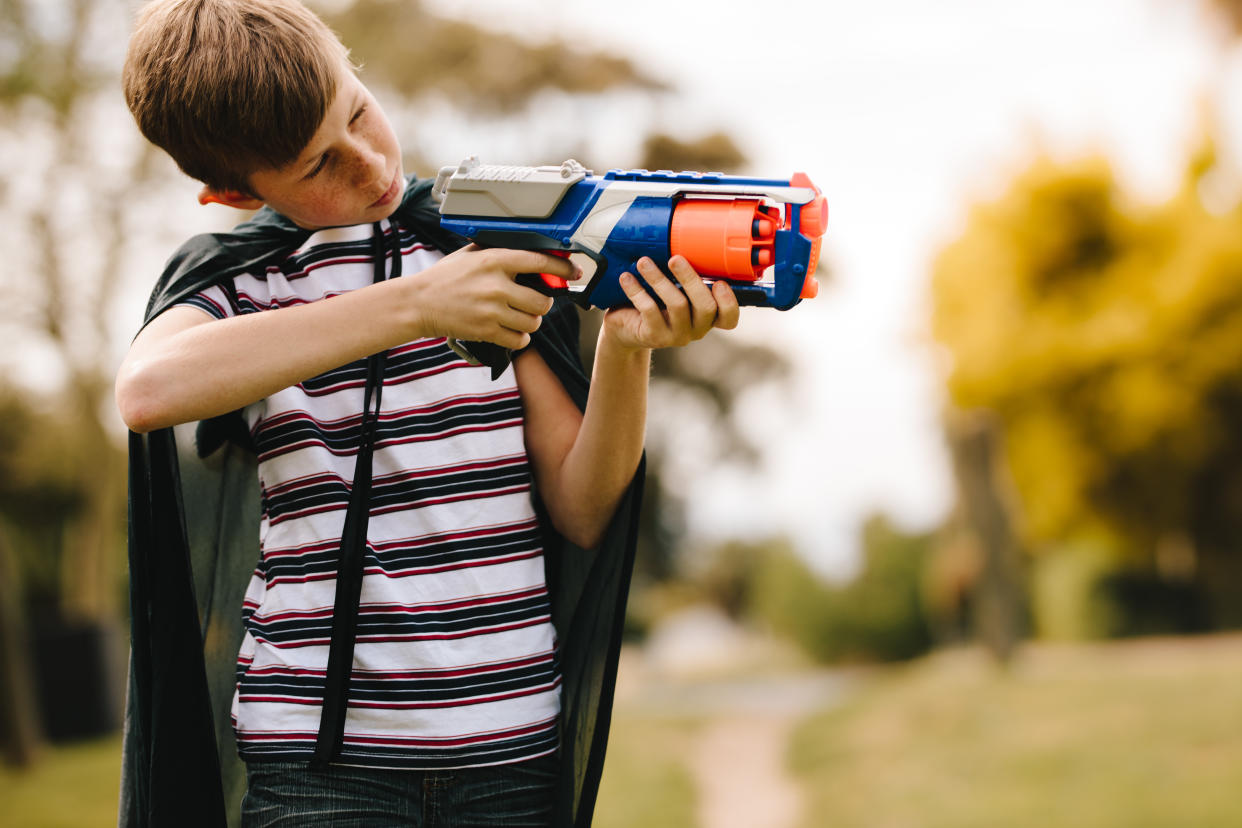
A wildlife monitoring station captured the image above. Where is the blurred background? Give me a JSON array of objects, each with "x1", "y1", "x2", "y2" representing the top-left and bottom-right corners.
[{"x1": 4, "y1": 0, "x2": 1242, "y2": 825}]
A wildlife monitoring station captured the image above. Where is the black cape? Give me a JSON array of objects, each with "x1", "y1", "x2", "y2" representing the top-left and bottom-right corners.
[{"x1": 119, "y1": 177, "x2": 643, "y2": 828}]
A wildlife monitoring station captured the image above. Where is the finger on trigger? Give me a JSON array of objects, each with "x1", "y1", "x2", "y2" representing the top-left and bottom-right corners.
[{"x1": 537, "y1": 250, "x2": 576, "y2": 278}]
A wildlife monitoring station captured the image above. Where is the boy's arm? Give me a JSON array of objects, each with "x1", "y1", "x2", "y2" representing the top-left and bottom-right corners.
[
  {"x1": 518, "y1": 256, "x2": 739, "y2": 549},
  {"x1": 116, "y1": 246, "x2": 573, "y2": 433}
]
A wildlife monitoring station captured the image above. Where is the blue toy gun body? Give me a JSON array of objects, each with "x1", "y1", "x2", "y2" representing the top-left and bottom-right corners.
[{"x1": 432, "y1": 157, "x2": 828, "y2": 311}]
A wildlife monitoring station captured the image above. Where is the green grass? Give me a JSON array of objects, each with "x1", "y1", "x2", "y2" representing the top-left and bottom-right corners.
[
  {"x1": 594, "y1": 713, "x2": 698, "y2": 828},
  {"x1": 14, "y1": 636, "x2": 1242, "y2": 828},
  {"x1": 0, "y1": 720, "x2": 698, "y2": 828},
  {"x1": 789, "y1": 635, "x2": 1242, "y2": 828},
  {"x1": 0, "y1": 735, "x2": 122, "y2": 828}
]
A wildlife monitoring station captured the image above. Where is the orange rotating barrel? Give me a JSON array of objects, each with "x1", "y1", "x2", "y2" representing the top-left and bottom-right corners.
[{"x1": 669, "y1": 199, "x2": 775, "y2": 281}]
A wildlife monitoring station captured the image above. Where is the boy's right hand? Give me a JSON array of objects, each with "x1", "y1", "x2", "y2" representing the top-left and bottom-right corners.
[
  {"x1": 407, "y1": 244, "x2": 574, "y2": 351},
  {"x1": 117, "y1": 245, "x2": 574, "y2": 433}
]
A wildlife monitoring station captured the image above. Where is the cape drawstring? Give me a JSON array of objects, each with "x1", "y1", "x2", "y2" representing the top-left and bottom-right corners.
[{"x1": 312, "y1": 219, "x2": 402, "y2": 767}]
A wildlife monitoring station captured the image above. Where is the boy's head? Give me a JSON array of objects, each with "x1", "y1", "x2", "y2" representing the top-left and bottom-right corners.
[
  {"x1": 124, "y1": 0, "x2": 402, "y2": 228},
  {"x1": 124, "y1": 0, "x2": 352, "y2": 195}
]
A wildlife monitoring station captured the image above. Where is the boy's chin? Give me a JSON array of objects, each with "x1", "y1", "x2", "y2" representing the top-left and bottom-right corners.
[{"x1": 286, "y1": 202, "x2": 400, "y2": 231}]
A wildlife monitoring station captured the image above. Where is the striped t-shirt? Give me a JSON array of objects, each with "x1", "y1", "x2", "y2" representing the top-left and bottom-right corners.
[{"x1": 178, "y1": 215, "x2": 560, "y2": 769}]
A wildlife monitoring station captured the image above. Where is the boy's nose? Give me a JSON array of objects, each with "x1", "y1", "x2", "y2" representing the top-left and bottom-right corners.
[{"x1": 351, "y1": 144, "x2": 387, "y2": 187}]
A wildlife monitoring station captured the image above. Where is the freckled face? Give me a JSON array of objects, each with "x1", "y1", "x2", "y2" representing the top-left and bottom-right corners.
[{"x1": 247, "y1": 67, "x2": 404, "y2": 230}]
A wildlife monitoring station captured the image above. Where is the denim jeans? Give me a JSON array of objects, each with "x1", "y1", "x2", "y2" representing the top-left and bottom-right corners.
[{"x1": 240, "y1": 754, "x2": 558, "y2": 827}]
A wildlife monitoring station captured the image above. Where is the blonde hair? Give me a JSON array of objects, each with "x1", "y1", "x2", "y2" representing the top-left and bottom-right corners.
[{"x1": 123, "y1": 0, "x2": 352, "y2": 193}]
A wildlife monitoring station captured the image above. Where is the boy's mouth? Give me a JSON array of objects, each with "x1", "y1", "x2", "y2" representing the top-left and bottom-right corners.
[{"x1": 370, "y1": 173, "x2": 401, "y2": 208}]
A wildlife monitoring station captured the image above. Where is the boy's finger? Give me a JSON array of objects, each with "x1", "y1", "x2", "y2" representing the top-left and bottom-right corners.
[
  {"x1": 499, "y1": 331, "x2": 532, "y2": 351},
  {"x1": 619, "y1": 271, "x2": 667, "y2": 329},
  {"x1": 711, "y1": 280, "x2": 740, "y2": 330},
  {"x1": 667, "y1": 255, "x2": 718, "y2": 333},
  {"x1": 667, "y1": 255, "x2": 712, "y2": 300},
  {"x1": 635, "y1": 257, "x2": 688, "y2": 329},
  {"x1": 504, "y1": 249, "x2": 577, "y2": 278},
  {"x1": 478, "y1": 324, "x2": 532, "y2": 352},
  {"x1": 508, "y1": 286, "x2": 556, "y2": 317},
  {"x1": 501, "y1": 307, "x2": 545, "y2": 334}
]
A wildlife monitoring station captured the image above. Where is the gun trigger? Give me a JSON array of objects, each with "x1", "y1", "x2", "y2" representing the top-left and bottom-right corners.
[{"x1": 516, "y1": 272, "x2": 570, "y2": 295}]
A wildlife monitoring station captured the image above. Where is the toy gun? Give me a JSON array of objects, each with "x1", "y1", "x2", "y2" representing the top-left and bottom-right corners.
[{"x1": 431, "y1": 156, "x2": 828, "y2": 374}]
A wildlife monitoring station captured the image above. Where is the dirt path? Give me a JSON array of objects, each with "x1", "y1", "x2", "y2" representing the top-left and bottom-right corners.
[
  {"x1": 677, "y1": 671, "x2": 849, "y2": 828},
  {"x1": 617, "y1": 610, "x2": 856, "y2": 828},
  {"x1": 691, "y1": 711, "x2": 803, "y2": 828},
  {"x1": 618, "y1": 654, "x2": 851, "y2": 828}
]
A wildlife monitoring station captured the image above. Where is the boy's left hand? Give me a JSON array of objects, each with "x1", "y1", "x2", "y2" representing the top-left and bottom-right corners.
[{"x1": 604, "y1": 255, "x2": 740, "y2": 350}]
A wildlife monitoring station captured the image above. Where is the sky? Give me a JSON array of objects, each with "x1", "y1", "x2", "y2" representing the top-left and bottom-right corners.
[{"x1": 410, "y1": 0, "x2": 1241, "y2": 577}]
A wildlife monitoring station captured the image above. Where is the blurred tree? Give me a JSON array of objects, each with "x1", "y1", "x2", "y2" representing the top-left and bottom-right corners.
[
  {"x1": 0, "y1": 529, "x2": 40, "y2": 765},
  {"x1": 0, "y1": 0, "x2": 147, "y2": 750},
  {"x1": 319, "y1": 0, "x2": 667, "y2": 175},
  {"x1": 930, "y1": 136, "x2": 1242, "y2": 632},
  {"x1": 634, "y1": 332, "x2": 794, "y2": 588},
  {"x1": 321, "y1": 0, "x2": 665, "y2": 113},
  {"x1": 849, "y1": 514, "x2": 935, "y2": 661},
  {"x1": 0, "y1": 0, "x2": 158, "y2": 609},
  {"x1": 638, "y1": 131, "x2": 747, "y2": 174},
  {"x1": 1205, "y1": 0, "x2": 1242, "y2": 36},
  {"x1": 741, "y1": 517, "x2": 933, "y2": 664},
  {"x1": 944, "y1": 411, "x2": 1026, "y2": 661}
]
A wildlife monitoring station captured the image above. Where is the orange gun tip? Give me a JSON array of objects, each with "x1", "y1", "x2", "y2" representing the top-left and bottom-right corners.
[
  {"x1": 788, "y1": 172, "x2": 828, "y2": 240},
  {"x1": 789, "y1": 172, "x2": 827, "y2": 299},
  {"x1": 800, "y1": 274, "x2": 820, "y2": 299},
  {"x1": 800, "y1": 196, "x2": 828, "y2": 238}
]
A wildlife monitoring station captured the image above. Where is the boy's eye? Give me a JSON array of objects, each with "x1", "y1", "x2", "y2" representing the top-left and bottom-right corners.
[
  {"x1": 306, "y1": 154, "x2": 329, "y2": 179},
  {"x1": 302, "y1": 104, "x2": 367, "y2": 180}
]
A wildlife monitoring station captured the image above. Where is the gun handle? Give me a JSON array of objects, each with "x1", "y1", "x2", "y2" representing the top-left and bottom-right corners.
[
  {"x1": 446, "y1": 338, "x2": 512, "y2": 381},
  {"x1": 449, "y1": 254, "x2": 574, "y2": 381}
]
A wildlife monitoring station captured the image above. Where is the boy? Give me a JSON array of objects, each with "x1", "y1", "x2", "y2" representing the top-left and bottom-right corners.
[{"x1": 116, "y1": 1, "x2": 738, "y2": 827}]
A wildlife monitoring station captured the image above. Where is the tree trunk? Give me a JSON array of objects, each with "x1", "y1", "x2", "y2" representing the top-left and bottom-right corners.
[
  {"x1": 947, "y1": 410, "x2": 1026, "y2": 664},
  {"x1": 0, "y1": 533, "x2": 43, "y2": 766}
]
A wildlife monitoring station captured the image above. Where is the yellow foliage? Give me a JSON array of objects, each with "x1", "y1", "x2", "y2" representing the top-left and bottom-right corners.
[{"x1": 930, "y1": 142, "x2": 1242, "y2": 553}]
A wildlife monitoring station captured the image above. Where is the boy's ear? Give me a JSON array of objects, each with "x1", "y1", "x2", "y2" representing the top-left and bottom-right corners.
[{"x1": 197, "y1": 186, "x2": 265, "y2": 211}]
